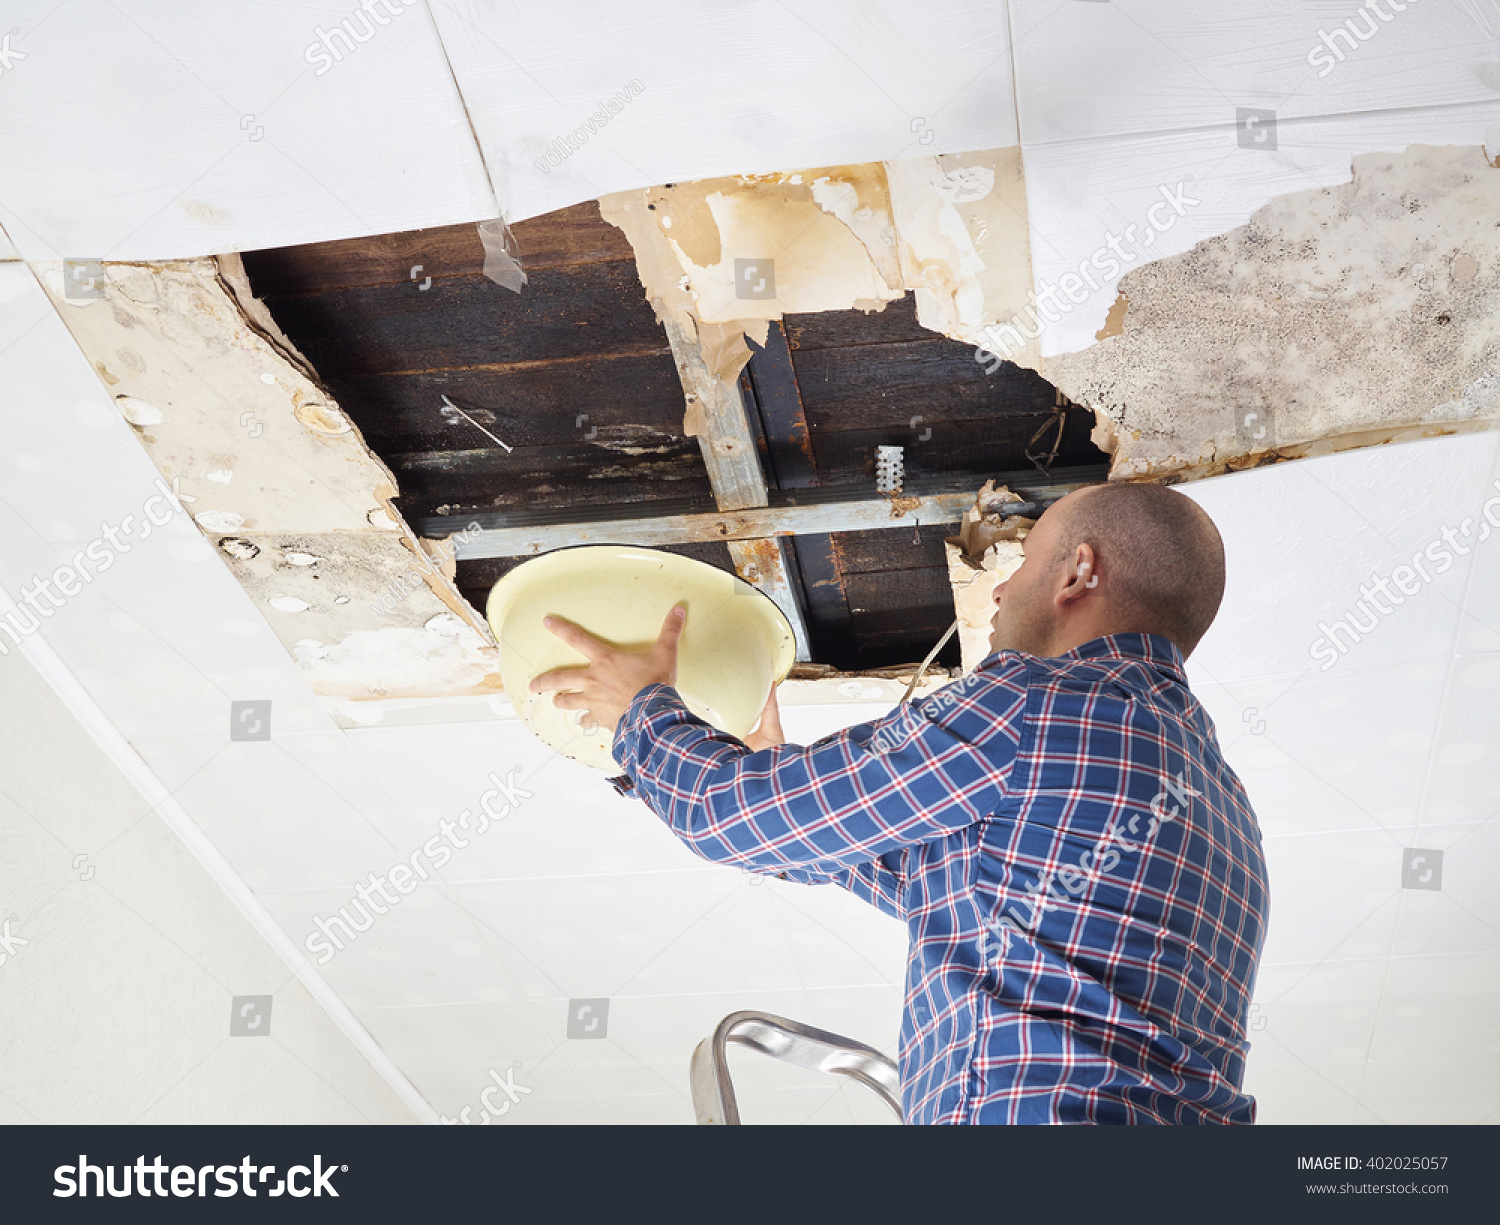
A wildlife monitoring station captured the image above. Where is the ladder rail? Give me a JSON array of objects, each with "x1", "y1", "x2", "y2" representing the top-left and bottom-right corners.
[{"x1": 689, "y1": 1010, "x2": 903, "y2": 1124}]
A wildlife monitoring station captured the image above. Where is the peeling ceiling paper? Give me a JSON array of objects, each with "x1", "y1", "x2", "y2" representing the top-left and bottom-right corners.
[
  {"x1": 600, "y1": 147, "x2": 1038, "y2": 382},
  {"x1": 944, "y1": 482, "x2": 1034, "y2": 674},
  {"x1": 1046, "y1": 144, "x2": 1500, "y2": 481}
]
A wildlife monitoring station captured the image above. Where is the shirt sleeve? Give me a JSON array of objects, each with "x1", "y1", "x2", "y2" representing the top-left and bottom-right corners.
[
  {"x1": 776, "y1": 852, "x2": 909, "y2": 921},
  {"x1": 610, "y1": 663, "x2": 1027, "y2": 880}
]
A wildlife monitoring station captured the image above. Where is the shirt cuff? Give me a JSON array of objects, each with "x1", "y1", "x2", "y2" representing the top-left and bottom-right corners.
[{"x1": 607, "y1": 681, "x2": 682, "y2": 787}]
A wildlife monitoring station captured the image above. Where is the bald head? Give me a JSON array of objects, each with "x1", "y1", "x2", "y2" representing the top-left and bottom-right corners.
[
  {"x1": 1048, "y1": 483, "x2": 1226, "y2": 656},
  {"x1": 988, "y1": 481, "x2": 1227, "y2": 660}
]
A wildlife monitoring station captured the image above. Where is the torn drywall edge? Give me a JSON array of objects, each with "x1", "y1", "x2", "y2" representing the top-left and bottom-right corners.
[
  {"x1": 319, "y1": 670, "x2": 957, "y2": 730},
  {"x1": 37, "y1": 256, "x2": 501, "y2": 696},
  {"x1": 216, "y1": 253, "x2": 320, "y2": 384}
]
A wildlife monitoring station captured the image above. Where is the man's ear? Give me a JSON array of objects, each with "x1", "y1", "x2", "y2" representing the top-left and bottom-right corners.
[{"x1": 1055, "y1": 543, "x2": 1098, "y2": 607}]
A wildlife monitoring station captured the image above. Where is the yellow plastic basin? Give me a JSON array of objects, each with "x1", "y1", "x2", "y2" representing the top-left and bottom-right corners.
[{"x1": 486, "y1": 545, "x2": 797, "y2": 771}]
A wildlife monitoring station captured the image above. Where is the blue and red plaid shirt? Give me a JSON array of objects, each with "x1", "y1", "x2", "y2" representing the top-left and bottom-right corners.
[{"x1": 611, "y1": 632, "x2": 1269, "y2": 1125}]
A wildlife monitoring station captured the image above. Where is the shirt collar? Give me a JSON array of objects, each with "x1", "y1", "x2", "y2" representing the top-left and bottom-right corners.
[{"x1": 977, "y1": 632, "x2": 1188, "y2": 685}]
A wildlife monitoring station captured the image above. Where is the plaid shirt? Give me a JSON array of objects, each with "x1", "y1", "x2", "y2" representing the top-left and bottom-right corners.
[{"x1": 611, "y1": 632, "x2": 1269, "y2": 1125}]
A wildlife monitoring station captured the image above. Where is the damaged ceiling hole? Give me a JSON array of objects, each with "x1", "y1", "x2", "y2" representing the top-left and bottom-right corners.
[{"x1": 237, "y1": 164, "x2": 1109, "y2": 674}]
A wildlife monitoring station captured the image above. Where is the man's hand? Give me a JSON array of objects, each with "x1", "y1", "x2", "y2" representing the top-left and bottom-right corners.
[
  {"x1": 530, "y1": 604, "x2": 687, "y2": 737},
  {"x1": 743, "y1": 687, "x2": 785, "y2": 752}
]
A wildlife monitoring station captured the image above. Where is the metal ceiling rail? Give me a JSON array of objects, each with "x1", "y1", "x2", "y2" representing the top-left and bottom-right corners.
[{"x1": 435, "y1": 465, "x2": 1108, "y2": 561}]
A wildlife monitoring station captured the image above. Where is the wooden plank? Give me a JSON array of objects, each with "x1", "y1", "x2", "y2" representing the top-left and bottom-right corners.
[
  {"x1": 662, "y1": 318, "x2": 767, "y2": 513},
  {"x1": 793, "y1": 339, "x2": 1061, "y2": 422},
  {"x1": 832, "y1": 523, "x2": 955, "y2": 575},
  {"x1": 255, "y1": 261, "x2": 666, "y2": 377},
  {"x1": 240, "y1": 202, "x2": 633, "y2": 295},
  {"x1": 727, "y1": 538, "x2": 812, "y2": 662},
  {"x1": 782, "y1": 295, "x2": 935, "y2": 351},
  {"x1": 801, "y1": 416, "x2": 1100, "y2": 489},
  {"x1": 312, "y1": 350, "x2": 684, "y2": 454},
  {"x1": 844, "y1": 567, "x2": 955, "y2": 611},
  {"x1": 789, "y1": 532, "x2": 858, "y2": 670},
  {"x1": 387, "y1": 443, "x2": 713, "y2": 517},
  {"x1": 742, "y1": 322, "x2": 818, "y2": 489},
  {"x1": 446, "y1": 492, "x2": 977, "y2": 558}
]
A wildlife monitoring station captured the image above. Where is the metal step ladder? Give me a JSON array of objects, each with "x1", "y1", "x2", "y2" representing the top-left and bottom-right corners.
[{"x1": 689, "y1": 1010, "x2": 903, "y2": 1124}]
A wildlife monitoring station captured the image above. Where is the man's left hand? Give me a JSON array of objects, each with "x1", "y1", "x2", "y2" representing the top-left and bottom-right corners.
[{"x1": 530, "y1": 604, "x2": 687, "y2": 736}]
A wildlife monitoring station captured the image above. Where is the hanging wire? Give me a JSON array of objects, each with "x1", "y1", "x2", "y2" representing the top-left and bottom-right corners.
[
  {"x1": 1025, "y1": 405, "x2": 1067, "y2": 476},
  {"x1": 901, "y1": 618, "x2": 959, "y2": 704}
]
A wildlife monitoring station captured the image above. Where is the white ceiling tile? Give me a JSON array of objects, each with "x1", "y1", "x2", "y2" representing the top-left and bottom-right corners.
[
  {"x1": 433, "y1": 0, "x2": 1018, "y2": 222},
  {"x1": 1009, "y1": 0, "x2": 1500, "y2": 146},
  {"x1": 0, "y1": 1094, "x2": 41, "y2": 1124},
  {"x1": 1455, "y1": 443, "x2": 1500, "y2": 652},
  {"x1": 584, "y1": 1093, "x2": 699, "y2": 1125},
  {"x1": 759, "y1": 876, "x2": 908, "y2": 990},
  {"x1": 0, "y1": 654, "x2": 159, "y2": 858},
  {"x1": 0, "y1": 0, "x2": 494, "y2": 260},
  {"x1": 1358, "y1": 1054, "x2": 1500, "y2": 1124},
  {"x1": 263, "y1": 884, "x2": 550, "y2": 1012},
  {"x1": 1197, "y1": 662, "x2": 1450, "y2": 837},
  {"x1": 131, "y1": 1033, "x2": 382, "y2": 1124},
  {"x1": 0, "y1": 879, "x2": 229, "y2": 1121},
  {"x1": 80, "y1": 800, "x2": 294, "y2": 990},
  {"x1": 1259, "y1": 833, "x2": 1405, "y2": 966},
  {"x1": 1391, "y1": 823, "x2": 1500, "y2": 958},
  {"x1": 1249, "y1": 957, "x2": 1386, "y2": 1076},
  {"x1": 1241, "y1": 1058, "x2": 1363, "y2": 1124},
  {"x1": 131, "y1": 733, "x2": 415, "y2": 891},
  {"x1": 1021, "y1": 102, "x2": 1499, "y2": 355},
  {"x1": 799, "y1": 984, "x2": 905, "y2": 1058},
  {"x1": 1183, "y1": 435, "x2": 1496, "y2": 684},
  {"x1": 616, "y1": 878, "x2": 826, "y2": 998},
  {"x1": 346, "y1": 719, "x2": 709, "y2": 880},
  {"x1": 242, "y1": 976, "x2": 422, "y2": 1124},
  {"x1": 448, "y1": 870, "x2": 748, "y2": 1000},
  {"x1": 1420, "y1": 661, "x2": 1500, "y2": 825},
  {"x1": 1369, "y1": 951, "x2": 1500, "y2": 1064},
  {"x1": 351, "y1": 1000, "x2": 560, "y2": 1119}
]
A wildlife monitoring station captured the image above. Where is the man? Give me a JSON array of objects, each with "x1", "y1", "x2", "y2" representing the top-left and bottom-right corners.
[{"x1": 531, "y1": 482, "x2": 1269, "y2": 1124}]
